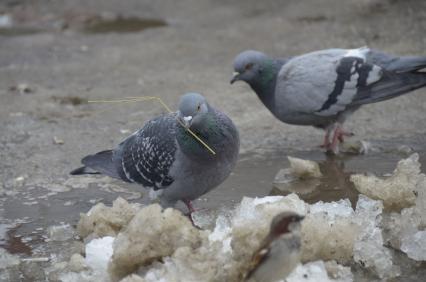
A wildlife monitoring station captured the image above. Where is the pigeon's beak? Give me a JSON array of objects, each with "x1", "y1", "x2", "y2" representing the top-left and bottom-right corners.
[
  {"x1": 182, "y1": 116, "x2": 193, "y2": 129},
  {"x1": 230, "y1": 72, "x2": 241, "y2": 84}
]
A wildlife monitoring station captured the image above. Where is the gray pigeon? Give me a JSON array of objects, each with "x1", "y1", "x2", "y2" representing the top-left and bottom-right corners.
[
  {"x1": 71, "y1": 93, "x2": 240, "y2": 217},
  {"x1": 231, "y1": 47, "x2": 426, "y2": 153}
]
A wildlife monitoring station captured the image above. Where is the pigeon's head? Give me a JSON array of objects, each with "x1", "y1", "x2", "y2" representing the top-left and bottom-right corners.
[
  {"x1": 231, "y1": 50, "x2": 269, "y2": 84},
  {"x1": 269, "y1": 212, "x2": 304, "y2": 238},
  {"x1": 177, "y1": 92, "x2": 210, "y2": 130}
]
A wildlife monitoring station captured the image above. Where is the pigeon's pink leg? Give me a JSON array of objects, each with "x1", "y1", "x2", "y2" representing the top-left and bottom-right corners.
[
  {"x1": 320, "y1": 128, "x2": 331, "y2": 148},
  {"x1": 336, "y1": 128, "x2": 354, "y2": 143},
  {"x1": 328, "y1": 124, "x2": 354, "y2": 153},
  {"x1": 183, "y1": 199, "x2": 196, "y2": 225},
  {"x1": 184, "y1": 199, "x2": 196, "y2": 213}
]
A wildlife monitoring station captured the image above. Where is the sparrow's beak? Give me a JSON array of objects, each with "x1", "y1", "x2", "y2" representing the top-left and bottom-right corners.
[
  {"x1": 230, "y1": 71, "x2": 241, "y2": 84},
  {"x1": 296, "y1": 215, "x2": 305, "y2": 221},
  {"x1": 182, "y1": 115, "x2": 193, "y2": 128}
]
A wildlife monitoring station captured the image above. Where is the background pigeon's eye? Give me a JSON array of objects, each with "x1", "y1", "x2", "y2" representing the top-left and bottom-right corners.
[
  {"x1": 245, "y1": 63, "x2": 254, "y2": 70},
  {"x1": 197, "y1": 104, "x2": 201, "y2": 111}
]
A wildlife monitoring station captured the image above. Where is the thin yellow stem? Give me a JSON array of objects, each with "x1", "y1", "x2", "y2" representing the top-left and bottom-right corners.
[{"x1": 88, "y1": 96, "x2": 216, "y2": 155}]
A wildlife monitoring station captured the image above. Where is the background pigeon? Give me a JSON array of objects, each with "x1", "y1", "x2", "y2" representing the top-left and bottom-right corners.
[
  {"x1": 231, "y1": 47, "x2": 426, "y2": 153},
  {"x1": 71, "y1": 92, "x2": 240, "y2": 217},
  {"x1": 244, "y1": 212, "x2": 304, "y2": 282}
]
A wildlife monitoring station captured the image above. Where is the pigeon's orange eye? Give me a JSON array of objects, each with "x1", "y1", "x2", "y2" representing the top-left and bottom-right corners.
[{"x1": 245, "y1": 63, "x2": 254, "y2": 70}]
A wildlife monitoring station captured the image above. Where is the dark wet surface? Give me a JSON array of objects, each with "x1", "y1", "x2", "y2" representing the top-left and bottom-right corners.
[
  {"x1": 81, "y1": 17, "x2": 167, "y2": 34},
  {"x1": 0, "y1": 27, "x2": 42, "y2": 37},
  {"x1": 0, "y1": 16, "x2": 167, "y2": 37}
]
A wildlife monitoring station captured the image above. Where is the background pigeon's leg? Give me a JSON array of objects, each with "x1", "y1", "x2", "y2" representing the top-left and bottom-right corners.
[
  {"x1": 328, "y1": 123, "x2": 354, "y2": 153},
  {"x1": 337, "y1": 129, "x2": 354, "y2": 143},
  {"x1": 329, "y1": 123, "x2": 343, "y2": 153},
  {"x1": 320, "y1": 127, "x2": 332, "y2": 148}
]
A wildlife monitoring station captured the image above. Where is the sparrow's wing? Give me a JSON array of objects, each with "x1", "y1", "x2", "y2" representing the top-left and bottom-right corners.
[{"x1": 244, "y1": 240, "x2": 272, "y2": 280}]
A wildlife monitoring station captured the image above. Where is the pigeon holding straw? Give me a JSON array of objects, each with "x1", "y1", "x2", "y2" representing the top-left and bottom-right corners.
[{"x1": 71, "y1": 93, "x2": 239, "y2": 219}]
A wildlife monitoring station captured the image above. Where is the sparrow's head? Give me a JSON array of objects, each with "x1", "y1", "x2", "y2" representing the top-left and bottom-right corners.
[
  {"x1": 177, "y1": 92, "x2": 209, "y2": 130},
  {"x1": 230, "y1": 50, "x2": 269, "y2": 85},
  {"x1": 269, "y1": 212, "x2": 304, "y2": 238}
]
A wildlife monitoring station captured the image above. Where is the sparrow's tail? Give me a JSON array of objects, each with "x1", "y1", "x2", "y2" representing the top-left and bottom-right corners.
[
  {"x1": 70, "y1": 150, "x2": 120, "y2": 179},
  {"x1": 354, "y1": 55, "x2": 426, "y2": 105}
]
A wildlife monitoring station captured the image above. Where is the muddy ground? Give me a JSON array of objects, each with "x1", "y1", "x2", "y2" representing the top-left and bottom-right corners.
[{"x1": 1, "y1": 0, "x2": 426, "y2": 281}]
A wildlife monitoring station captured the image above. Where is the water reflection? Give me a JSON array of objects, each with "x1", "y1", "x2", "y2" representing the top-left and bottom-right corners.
[{"x1": 271, "y1": 155, "x2": 359, "y2": 207}]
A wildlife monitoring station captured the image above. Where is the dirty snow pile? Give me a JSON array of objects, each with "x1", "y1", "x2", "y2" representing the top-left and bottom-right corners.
[
  {"x1": 351, "y1": 153, "x2": 426, "y2": 261},
  {"x1": 58, "y1": 194, "x2": 356, "y2": 282},
  {"x1": 8, "y1": 153, "x2": 421, "y2": 282}
]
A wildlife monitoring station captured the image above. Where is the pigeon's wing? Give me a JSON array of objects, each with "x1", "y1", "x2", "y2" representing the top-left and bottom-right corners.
[
  {"x1": 351, "y1": 49, "x2": 426, "y2": 105},
  {"x1": 275, "y1": 47, "x2": 383, "y2": 117},
  {"x1": 115, "y1": 114, "x2": 177, "y2": 190}
]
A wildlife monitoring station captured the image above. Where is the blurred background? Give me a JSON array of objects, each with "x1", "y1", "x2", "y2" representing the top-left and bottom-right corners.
[{"x1": 1, "y1": 0, "x2": 426, "y2": 281}]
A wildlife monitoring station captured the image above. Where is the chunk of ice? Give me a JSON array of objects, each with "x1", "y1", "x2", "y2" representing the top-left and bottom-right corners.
[
  {"x1": 47, "y1": 224, "x2": 74, "y2": 241},
  {"x1": 287, "y1": 156, "x2": 322, "y2": 179},
  {"x1": 401, "y1": 230, "x2": 426, "y2": 261},
  {"x1": 351, "y1": 153, "x2": 421, "y2": 211},
  {"x1": 85, "y1": 236, "x2": 114, "y2": 274},
  {"x1": 309, "y1": 199, "x2": 354, "y2": 222},
  {"x1": 353, "y1": 195, "x2": 399, "y2": 279},
  {"x1": 287, "y1": 261, "x2": 333, "y2": 282}
]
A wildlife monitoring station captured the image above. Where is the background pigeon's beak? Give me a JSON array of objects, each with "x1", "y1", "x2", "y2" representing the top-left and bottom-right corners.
[
  {"x1": 230, "y1": 72, "x2": 241, "y2": 84},
  {"x1": 182, "y1": 116, "x2": 193, "y2": 128}
]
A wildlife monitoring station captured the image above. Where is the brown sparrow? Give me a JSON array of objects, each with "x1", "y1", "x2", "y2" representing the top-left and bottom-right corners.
[{"x1": 244, "y1": 211, "x2": 304, "y2": 282}]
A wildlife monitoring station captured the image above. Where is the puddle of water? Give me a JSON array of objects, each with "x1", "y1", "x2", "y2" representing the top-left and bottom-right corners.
[
  {"x1": 0, "y1": 142, "x2": 425, "y2": 279},
  {"x1": 0, "y1": 226, "x2": 33, "y2": 255},
  {"x1": 202, "y1": 147, "x2": 426, "y2": 210},
  {"x1": 51, "y1": 96, "x2": 88, "y2": 106},
  {"x1": 82, "y1": 17, "x2": 167, "y2": 34},
  {"x1": 270, "y1": 155, "x2": 359, "y2": 207}
]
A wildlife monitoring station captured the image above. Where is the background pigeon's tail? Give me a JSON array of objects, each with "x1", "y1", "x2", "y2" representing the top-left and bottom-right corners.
[
  {"x1": 354, "y1": 55, "x2": 426, "y2": 105},
  {"x1": 70, "y1": 150, "x2": 120, "y2": 179},
  {"x1": 384, "y1": 55, "x2": 426, "y2": 73}
]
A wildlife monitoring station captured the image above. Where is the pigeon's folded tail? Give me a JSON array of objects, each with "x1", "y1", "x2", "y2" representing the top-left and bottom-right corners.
[
  {"x1": 70, "y1": 150, "x2": 120, "y2": 179},
  {"x1": 69, "y1": 166, "x2": 100, "y2": 175}
]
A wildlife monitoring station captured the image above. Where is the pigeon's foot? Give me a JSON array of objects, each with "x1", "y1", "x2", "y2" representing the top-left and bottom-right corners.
[
  {"x1": 326, "y1": 124, "x2": 354, "y2": 154},
  {"x1": 183, "y1": 199, "x2": 198, "y2": 226},
  {"x1": 320, "y1": 128, "x2": 332, "y2": 148},
  {"x1": 183, "y1": 199, "x2": 196, "y2": 213}
]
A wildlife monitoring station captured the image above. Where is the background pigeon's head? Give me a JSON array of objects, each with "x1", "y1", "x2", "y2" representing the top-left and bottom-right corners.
[
  {"x1": 231, "y1": 50, "x2": 268, "y2": 84},
  {"x1": 269, "y1": 211, "x2": 304, "y2": 238},
  {"x1": 177, "y1": 92, "x2": 210, "y2": 130}
]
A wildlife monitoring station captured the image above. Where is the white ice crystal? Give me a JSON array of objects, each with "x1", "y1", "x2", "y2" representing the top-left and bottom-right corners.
[
  {"x1": 309, "y1": 199, "x2": 354, "y2": 222},
  {"x1": 353, "y1": 195, "x2": 398, "y2": 279},
  {"x1": 401, "y1": 230, "x2": 426, "y2": 261},
  {"x1": 47, "y1": 224, "x2": 74, "y2": 241},
  {"x1": 208, "y1": 215, "x2": 232, "y2": 254},
  {"x1": 85, "y1": 236, "x2": 115, "y2": 274}
]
